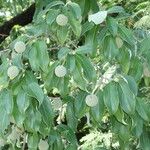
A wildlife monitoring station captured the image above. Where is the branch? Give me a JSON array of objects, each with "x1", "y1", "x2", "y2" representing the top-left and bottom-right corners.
[{"x1": 0, "y1": 3, "x2": 35, "y2": 44}]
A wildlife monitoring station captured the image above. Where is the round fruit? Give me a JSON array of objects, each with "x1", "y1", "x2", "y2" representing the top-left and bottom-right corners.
[
  {"x1": 52, "y1": 98, "x2": 63, "y2": 110},
  {"x1": 7, "y1": 66, "x2": 19, "y2": 79},
  {"x1": 55, "y1": 65, "x2": 67, "y2": 77},
  {"x1": 116, "y1": 37, "x2": 123, "y2": 48},
  {"x1": 56, "y1": 14, "x2": 68, "y2": 26},
  {"x1": 38, "y1": 139, "x2": 49, "y2": 150},
  {"x1": 14, "y1": 41, "x2": 26, "y2": 53},
  {"x1": 85, "y1": 94, "x2": 98, "y2": 107}
]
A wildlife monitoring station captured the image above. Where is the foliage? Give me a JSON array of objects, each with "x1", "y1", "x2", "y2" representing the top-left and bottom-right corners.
[{"x1": 0, "y1": 0, "x2": 150, "y2": 150}]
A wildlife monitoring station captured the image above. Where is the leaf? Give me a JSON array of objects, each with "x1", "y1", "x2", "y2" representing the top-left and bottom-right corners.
[
  {"x1": 0, "y1": 108, "x2": 10, "y2": 133},
  {"x1": 68, "y1": 11, "x2": 81, "y2": 37},
  {"x1": 118, "y1": 79, "x2": 136, "y2": 114},
  {"x1": 57, "y1": 26, "x2": 69, "y2": 45},
  {"x1": 27, "y1": 133, "x2": 39, "y2": 149},
  {"x1": 136, "y1": 98, "x2": 149, "y2": 122},
  {"x1": 107, "y1": 17, "x2": 118, "y2": 36},
  {"x1": 16, "y1": 90, "x2": 30, "y2": 114},
  {"x1": 107, "y1": 6, "x2": 125, "y2": 14},
  {"x1": 27, "y1": 82, "x2": 44, "y2": 105},
  {"x1": 46, "y1": 9, "x2": 59, "y2": 25},
  {"x1": 66, "y1": 54, "x2": 76, "y2": 73},
  {"x1": 103, "y1": 36, "x2": 119, "y2": 59},
  {"x1": 75, "y1": 54, "x2": 96, "y2": 82},
  {"x1": 123, "y1": 75, "x2": 138, "y2": 96},
  {"x1": 39, "y1": 96, "x2": 54, "y2": 126},
  {"x1": 67, "y1": 2, "x2": 81, "y2": 19},
  {"x1": 90, "y1": 91, "x2": 104, "y2": 122},
  {"x1": 74, "y1": 91, "x2": 87, "y2": 119},
  {"x1": 66, "y1": 101, "x2": 78, "y2": 131},
  {"x1": 103, "y1": 82, "x2": 119, "y2": 114},
  {"x1": 0, "y1": 89, "x2": 13, "y2": 114},
  {"x1": 58, "y1": 47, "x2": 70, "y2": 60},
  {"x1": 88, "y1": 11, "x2": 107, "y2": 25}
]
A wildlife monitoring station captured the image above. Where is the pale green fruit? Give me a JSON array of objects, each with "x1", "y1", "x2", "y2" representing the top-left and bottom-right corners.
[
  {"x1": 55, "y1": 65, "x2": 67, "y2": 77},
  {"x1": 116, "y1": 37, "x2": 123, "y2": 48},
  {"x1": 38, "y1": 139, "x2": 49, "y2": 150},
  {"x1": 14, "y1": 41, "x2": 26, "y2": 53},
  {"x1": 85, "y1": 94, "x2": 98, "y2": 107},
  {"x1": 7, "y1": 66, "x2": 19, "y2": 79},
  {"x1": 56, "y1": 14, "x2": 68, "y2": 26},
  {"x1": 52, "y1": 97, "x2": 63, "y2": 110}
]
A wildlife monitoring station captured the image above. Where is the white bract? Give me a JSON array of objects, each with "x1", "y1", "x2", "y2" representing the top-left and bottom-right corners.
[
  {"x1": 7, "y1": 66, "x2": 19, "y2": 79},
  {"x1": 14, "y1": 41, "x2": 26, "y2": 53},
  {"x1": 116, "y1": 37, "x2": 123, "y2": 48},
  {"x1": 55, "y1": 65, "x2": 67, "y2": 77},
  {"x1": 56, "y1": 14, "x2": 68, "y2": 26},
  {"x1": 88, "y1": 11, "x2": 107, "y2": 25},
  {"x1": 38, "y1": 139, "x2": 49, "y2": 150},
  {"x1": 85, "y1": 94, "x2": 98, "y2": 107}
]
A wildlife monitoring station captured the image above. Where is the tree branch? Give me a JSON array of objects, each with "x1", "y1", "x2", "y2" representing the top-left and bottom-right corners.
[{"x1": 0, "y1": 3, "x2": 35, "y2": 44}]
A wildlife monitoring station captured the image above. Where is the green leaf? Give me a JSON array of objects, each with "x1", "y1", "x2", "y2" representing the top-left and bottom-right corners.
[
  {"x1": 103, "y1": 36, "x2": 119, "y2": 59},
  {"x1": 136, "y1": 98, "x2": 149, "y2": 122},
  {"x1": 27, "y1": 133, "x2": 39, "y2": 149},
  {"x1": 74, "y1": 91, "x2": 87, "y2": 119},
  {"x1": 67, "y1": 2, "x2": 81, "y2": 19},
  {"x1": 67, "y1": 11, "x2": 81, "y2": 37},
  {"x1": 58, "y1": 47, "x2": 70, "y2": 60},
  {"x1": 90, "y1": 91, "x2": 104, "y2": 122},
  {"x1": 107, "y1": 6, "x2": 125, "y2": 14},
  {"x1": 107, "y1": 17, "x2": 118, "y2": 36},
  {"x1": 0, "y1": 108, "x2": 10, "y2": 133},
  {"x1": 57, "y1": 26, "x2": 69, "y2": 45},
  {"x1": 103, "y1": 82, "x2": 119, "y2": 114},
  {"x1": 66, "y1": 54, "x2": 76, "y2": 73},
  {"x1": 25, "y1": 106, "x2": 42, "y2": 132},
  {"x1": 118, "y1": 79, "x2": 136, "y2": 114},
  {"x1": 46, "y1": 9, "x2": 59, "y2": 25},
  {"x1": 66, "y1": 101, "x2": 78, "y2": 131},
  {"x1": 16, "y1": 89, "x2": 30, "y2": 114},
  {"x1": 0, "y1": 89, "x2": 13, "y2": 114},
  {"x1": 29, "y1": 40, "x2": 49, "y2": 72},
  {"x1": 27, "y1": 82, "x2": 44, "y2": 105},
  {"x1": 39, "y1": 96, "x2": 54, "y2": 126},
  {"x1": 75, "y1": 54, "x2": 96, "y2": 82}
]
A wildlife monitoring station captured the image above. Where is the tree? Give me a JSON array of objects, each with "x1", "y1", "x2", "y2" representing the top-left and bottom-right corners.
[{"x1": 0, "y1": 0, "x2": 150, "y2": 149}]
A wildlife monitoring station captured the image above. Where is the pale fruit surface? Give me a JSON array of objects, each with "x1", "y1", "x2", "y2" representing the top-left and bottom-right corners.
[
  {"x1": 38, "y1": 139, "x2": 49, "y2": 150},
  {"x1": 14, "y1": 41, "x2": 26, "y2": 53},
  {"x1": 52, "y1": 97, "x2": 63, "y2": 110},
  {"x1": 55, "y1": 65, "x2": 67, "y2": 77},
  {"x1": 116, "y1": 37, "x2": 123, "y2": 48},
  {"x1": 56, "y1": 14, "x2": 68, "y2": 26},
  {"x1": 7, "y1": 66, "x2": 19, "y2": 79},
  {"x1": 85, "y1": 94, "x2": 98, "y2": 107}
]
